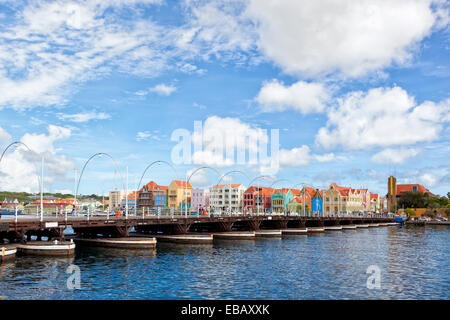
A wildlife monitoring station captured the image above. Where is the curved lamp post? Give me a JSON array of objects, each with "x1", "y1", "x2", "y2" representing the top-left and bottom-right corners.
[
  {"x1": 75, "y1": 153, "x2": 125, "y2": 217},
  {"x1": 0, "y1": 141, "x2": 42, "y2": 194},
  {"x1": 185, "y1": 166, "x2": 221, "y2": 218},
  {"x1": 136, "y1": 160, "x2": 178, "y2": 216},
  {"x1": 0, "y1": 141, "x2": 44, "y2": 221}
]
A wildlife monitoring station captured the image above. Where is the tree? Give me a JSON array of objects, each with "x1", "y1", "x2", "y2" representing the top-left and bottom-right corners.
[
  {"x1": 404, "y1": 208, "x2": 416, "y2": 217},
  {"x1": 398, "y1": 191, "x2": 428, "y2": 208}
]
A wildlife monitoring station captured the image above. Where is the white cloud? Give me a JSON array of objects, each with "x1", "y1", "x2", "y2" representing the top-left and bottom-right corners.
[
  {"x1": 256, "y1": 80, "x2": 330, "y2": 114},
  {"x1": 175, "y1": 0, "x2": 258, "y2": 60},
  {"x1": 0, "y1": 126, "x2": 11, "y2": 142},
  {"x1": 0, "y1": 1, "x2": 172, "y2": 110},
  {"x1": 149, "y1": 84, "x2": 177, "y2": 96},
  {"x1": 186, "y1": 168, "x2": 213, "y2": 187},
  {"x1": 21, "y1": 125, "x2": 71, "y2": 154},
  {"x1": 246, "y1": 0, "x2": 445, "y2": 77},
  {"x1": 57, "y1": 111, "x2": 111, "y2": 123},
  {"x1": 278, "y1": 145, "x2": 335, "y2": 168},
  {"x1": 316, "y1": 86, "x2": 450, "y2": 150},
  {"x1": 191, "y1": 116, "x2": 268, "y2": 168},
  {"x1": 0, "y1": 125, "x2": 74, "y2": 192},
  {"x1": 419, "y1": 173, "x2": 438, "y2": 187},
  {"x1": 136, "y1": 131, "x2": 160, "y2": 141},
  {"x1": 371, "y1": 147, "x2": 420, "y2": 164}
]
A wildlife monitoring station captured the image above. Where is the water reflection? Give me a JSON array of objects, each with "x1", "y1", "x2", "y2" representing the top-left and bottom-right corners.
[{"x1": 0, "y1": 226, "x2": 448, "y2": 299}]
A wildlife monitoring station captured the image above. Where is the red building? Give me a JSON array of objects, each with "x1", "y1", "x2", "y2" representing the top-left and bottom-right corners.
[{"x1": 243, "y1": 186, "x2": 274, "y2": 213}]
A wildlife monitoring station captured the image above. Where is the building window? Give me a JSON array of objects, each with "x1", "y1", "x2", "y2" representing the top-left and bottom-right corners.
[{"x1": 412, "y1": 186, "x2": 418, "y2": 192}]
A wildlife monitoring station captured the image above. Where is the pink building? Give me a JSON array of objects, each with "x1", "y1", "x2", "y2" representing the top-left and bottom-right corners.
[{"x1": 191, "y1": 188, "x2": 210, "y2": 213}]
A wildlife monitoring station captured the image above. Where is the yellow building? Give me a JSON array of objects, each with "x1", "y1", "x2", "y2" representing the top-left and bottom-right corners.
[
  {"x1": 167, "y1": 180, "x2": 192, "y2": 210},
  {"x1": 323, "y1": 183, "x2": 372, "y2": 215}
]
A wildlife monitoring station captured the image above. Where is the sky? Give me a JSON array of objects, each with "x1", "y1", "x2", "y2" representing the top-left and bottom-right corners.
[{"x1": 0, "y1": 0, "x2": 449, "y2": 197}]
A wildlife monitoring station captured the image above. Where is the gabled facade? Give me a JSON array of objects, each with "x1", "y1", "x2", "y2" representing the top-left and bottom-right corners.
[
  {"x1": 243, "y1": 186, "x2": 273, "y2": 214},
  {"x1": 270, "y1": 189, "x2": 295, "y2": 213},
  {"x1": 138, "y1": 181, "x2": 167, "y2": 211},
  {"x1": 167, "y1": 180, "x2": 192, "y2": 210},
  {"x1": 311, "y1": 189, "x2": 323, "y2": 215}
]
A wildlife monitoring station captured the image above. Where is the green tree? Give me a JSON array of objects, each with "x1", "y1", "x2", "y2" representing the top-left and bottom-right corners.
[
  {"x1": 404, "y1": 208, "x2": 416, "y2": 217},
  {"x1": 398, "y1": 191, "x2": 428, "y2": 208}
]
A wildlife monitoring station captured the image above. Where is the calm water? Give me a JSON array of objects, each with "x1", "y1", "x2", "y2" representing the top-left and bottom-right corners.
[{"x1": 1, "y1": 225, "x2": 449, "y2": 300}]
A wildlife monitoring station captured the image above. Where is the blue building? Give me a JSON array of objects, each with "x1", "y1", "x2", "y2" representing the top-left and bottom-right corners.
[
  {"x1": 154, "y1": 191, "x2": 166, "y2": 208},
  {"x1": 311, "y1": 190, "x2": 323, "y2": 215}
]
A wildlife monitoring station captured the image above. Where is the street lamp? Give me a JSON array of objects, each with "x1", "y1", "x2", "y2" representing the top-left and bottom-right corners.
[
  {"x1": 136, "y1": 160, "x2": 178, "y2": 217},
  {"x1": 75, "y1": 152, "x2": 125, "y2": 217}
]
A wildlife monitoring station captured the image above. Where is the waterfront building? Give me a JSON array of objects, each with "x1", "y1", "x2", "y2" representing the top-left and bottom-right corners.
[
  {"x1": 167, "y1": 180, "x2": 192, "y2": 210},
  {"x1": 191, "y1": 188, "x2": 209, "y2": 213},
  {"x1": 109, "y1": 190, "x2": 126, "y2": 209},
  {"x1": 121, "y1": 192, "x2": 138, "y2": 211},
  {"x1": 209, "y1": 184, "x2": 246, "y2": 213},
  {"x1": 323, "y1": 183, "x2": 350, "y2": 216},
  {"x1": 370, "y1": 194, "x2": 380, "y2": 212},
  {"x1": 270, "y1": 189, "x2": 299, "y2": 213},
  {"x1": 243, "y1": 186, "x2": 274, "y2": 214},
  {"x1": 396, "y1": 184, "x2": 433, "y2": 197},
  {"x1": 138, "y1": 181, "x2": 167, "y2": 211},
  {"x1": 311, "y1": 190, "x2": 323, "y2": 215}
]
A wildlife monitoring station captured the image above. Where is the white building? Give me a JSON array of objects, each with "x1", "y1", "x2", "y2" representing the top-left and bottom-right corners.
[
  {"x1": 109, "y1": 190, "x2": 126, "y2": 209},
  {"x1": 209, "y1": 184, "x2": 246, "y2": 213},
  {"x1": 191, "y1": 188, "x2": 210, "y2": 212}
]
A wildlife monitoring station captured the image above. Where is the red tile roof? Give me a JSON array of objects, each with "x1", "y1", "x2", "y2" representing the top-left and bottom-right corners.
[
  {"x1": 396, "y1": 184, "x2": 431, "y2": 195},
  {"x1": 173, "y1": 180, "x2": 193, "y2": 188},
  {"x1": 212, "y1": 184, "x2": 243, "y2": 188}
]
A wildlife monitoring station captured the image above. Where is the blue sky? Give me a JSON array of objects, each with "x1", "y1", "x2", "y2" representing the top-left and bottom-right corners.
[{"x1": 0, "y1": 0, "x2": 449, "y2": 197}]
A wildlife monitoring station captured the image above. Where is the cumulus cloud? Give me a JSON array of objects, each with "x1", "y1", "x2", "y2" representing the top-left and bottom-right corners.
[
  {"x1": 256, "y1": 80, "x2": 330, "y2": 114},
  {"x1": 0, "y1": 126, "x2": 11, "y2": 143},
  {"x1": 278, "y1": 145, "x2": 335, "y2": 168},
  {"x1": 57, "y1": 111, "x2": 111, "y2": 123},
  {"x1": 0, "y1": 125, "x2": 74, "y2": 192},
  {"x1": 371, "y1": 148, "x2": 420, "y2": 164},
  {"x1": 246, "y1": 0, "x2": 445, "y2": 77},
  {"x1": 149, "y1": 84, "x2": 177, "y2": 96},
  {"x1": 191, "y1": 116, "x2": 268, "y2": 168},
  {"x1": 419, "y1": 173, "x2": 438, "y2": 187},
  {"x1": 316, "y1": 86, "x2": 450, "y2": 150}
]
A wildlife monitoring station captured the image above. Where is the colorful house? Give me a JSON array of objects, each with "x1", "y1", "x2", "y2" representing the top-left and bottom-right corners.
[
  {"x1": 243, "y1": 186, "x2": 274, "y2": 214},
  {"x1": 271, "y1": 189, "x2": 296, "y2": 213},
  {"x1": 167, "y1": 180, "x2": 192, "y2": 210},
  {"x1": 138, "y1": 181, "x2": 167, "y2": 211},
  {"x1": 311, "y1": 189, "x2": 323, "y2": 215}
]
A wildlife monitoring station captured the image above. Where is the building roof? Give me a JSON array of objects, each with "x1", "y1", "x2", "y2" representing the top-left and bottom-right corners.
[
  {"x1": 141, "y1": 181, "x2": 168, "y2": 193},
  {"x1": 211, "y1": 184, "x2": 243, "y2": 189},
  {"x1": 396, "y1": 184, "x2": 431, "y2": 195},
  {"x1": 370, "y1": 194, "x2": 379, "y2": 200},
  {"x1": 172, "y1": 180, "x2": 193, "y2": 188},
  {"x1": 244, "y1": 186, "x2": 274, "y2": 196}
]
